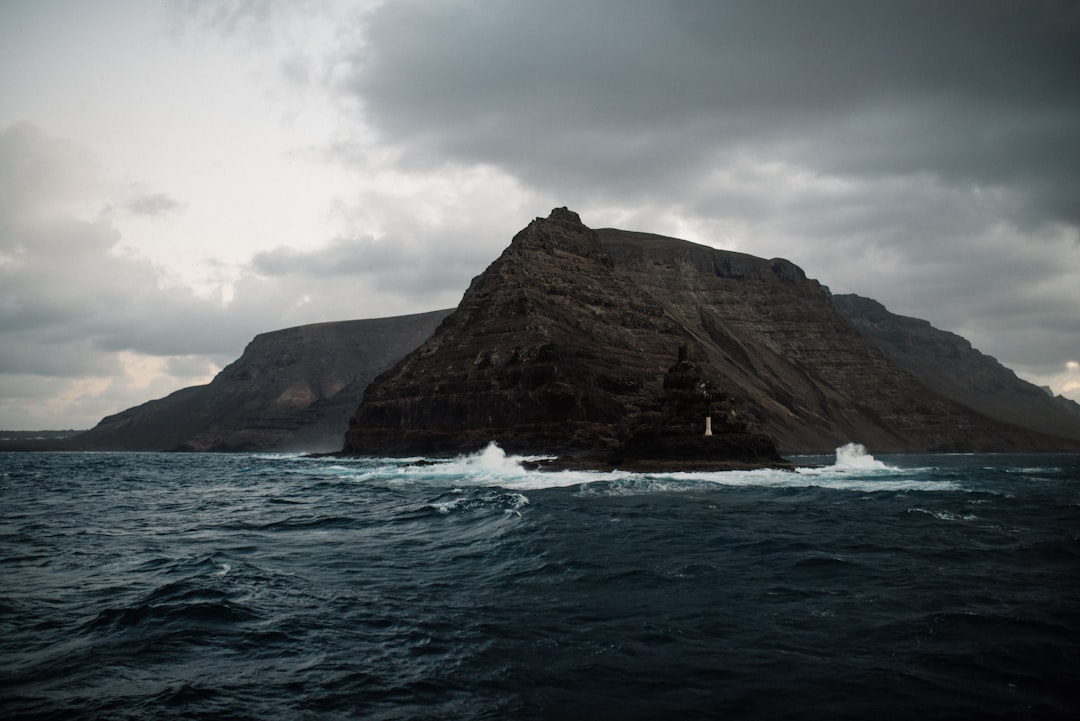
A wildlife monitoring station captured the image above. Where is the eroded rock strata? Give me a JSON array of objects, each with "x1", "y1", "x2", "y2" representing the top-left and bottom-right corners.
[
  {"x1": 833, "y1": 294, "x2": 1080, "y2": 443},
  {"x1": 345, "y1": 208, "x2": 1079, "y2": 463}
]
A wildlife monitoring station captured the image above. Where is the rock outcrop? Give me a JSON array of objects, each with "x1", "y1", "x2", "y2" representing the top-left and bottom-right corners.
[
  {"x1": 70, "y1": 310, "x2": 452, "y2": 452},
  {"x1": 344, "y1": 208, "x2": 1080, "y2": 459},
  {"x1": 833, "y1": 294, "x2": 1080, "y2": 442}
]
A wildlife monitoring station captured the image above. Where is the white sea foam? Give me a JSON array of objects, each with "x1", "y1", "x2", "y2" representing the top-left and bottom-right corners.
[
  {"x1": 402, "y1": 442, "x2": 616, "y2": 490},
  {"x1": 796, "y1": 442, "x2": 900, "y2": 475},
  {"x1": 331, "y1": 441, "x2": 959, "y2": 493},
  {"x1": 426, "y1": 489, "x2": 531, "y2": 516},
  {"x1": 590, "y1": 468, "x2": 960, "y2": 494},
  {"x1": 443, "y1": 441, "x2": 548, "y2": 475},
  {"x1": 832, "y1": 442, "x2": 894, "y2": 471},
  {"x1": 908, "y1": 507, "x2": 977, "y2": 522}
]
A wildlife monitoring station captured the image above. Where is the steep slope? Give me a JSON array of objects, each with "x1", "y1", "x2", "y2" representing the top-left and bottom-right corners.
[
  {"x1": 345, "y1": 208, "x2": 1078, "y2": 458},
  {"x1": 347, "y1": 208, "x2": 690, "y2": 457},
  {"x1": 833, "y1": 294, "x2": 1080, "y2": 442},
  {"x1": 72, "y1": 309, "x2": 452, "y2": 452}
]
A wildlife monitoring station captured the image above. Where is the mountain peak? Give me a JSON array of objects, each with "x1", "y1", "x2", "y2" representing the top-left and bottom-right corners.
[{"x1": 546, "y1": 206, "x2": 583, "y2": 225}]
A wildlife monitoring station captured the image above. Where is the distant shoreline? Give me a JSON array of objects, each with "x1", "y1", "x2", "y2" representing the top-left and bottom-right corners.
[{"x1": 0, "y1": 431, "x2": 84, "y2": 452}]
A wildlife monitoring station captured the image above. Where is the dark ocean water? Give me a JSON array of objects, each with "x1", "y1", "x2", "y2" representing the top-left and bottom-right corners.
[{"x1": 2, "y1": 444, "x2": 1079, "y2": 720}]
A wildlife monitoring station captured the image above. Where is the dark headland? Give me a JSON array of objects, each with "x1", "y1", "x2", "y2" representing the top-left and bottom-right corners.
[
  {"x1": 52, "y1": 311, "x2": 453, "y2": 453},
  {"x1": 26, "y1": 207, "x2": 1080, "y2": 467},
  {"x1": 342, "y1": 208, "x2": 1080, "y2": 468}
]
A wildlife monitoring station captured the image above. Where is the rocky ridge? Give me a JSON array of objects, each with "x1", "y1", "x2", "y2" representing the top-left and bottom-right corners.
[
  {"x1": 345, "y1": 208, "x2": 1080, "y2": 460},
  {"x1": 70, "y1": 310, "x2": 452, "y2": 452},
  {"x1": 833, "y1": 293, "x2": 1080, "y2": 442}
]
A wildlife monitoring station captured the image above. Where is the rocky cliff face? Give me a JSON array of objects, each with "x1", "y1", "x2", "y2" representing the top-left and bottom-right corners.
[
  {"x1": 345, "y1": 208, "x2": 1079, "y2": 458},
  {"x1": 71, "y1": 310, "x2": 451, "y2": 452},
  {"x1": 833, "y1": 294, "x2": 1080, "y2": 442}
]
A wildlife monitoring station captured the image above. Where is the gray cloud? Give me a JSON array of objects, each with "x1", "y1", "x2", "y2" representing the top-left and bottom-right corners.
[
  {"x1": 171, "y1": 0, "x2": 324, "y2": 41},
  {"x1": 348, "y1": 1, "x2": 1080, "y2": 212},
  {"x1": 0, "y1": 125, "x2": 375, "y2": 426},
  {"x1": 124, "y1": 192, "x2": 182, "y2": 217},
  {"x1": 0, "y1": 121, "x2": 494, "y2": 427},
  {"x1": 0, "y1": 129, "x2": 226, "y2": 361},
  {"x1": 0, "y1": 123, "x2": 99, "y2": 217},
  {"x1": 251, "y1": 230, "x2": 491, "y2": 298}
]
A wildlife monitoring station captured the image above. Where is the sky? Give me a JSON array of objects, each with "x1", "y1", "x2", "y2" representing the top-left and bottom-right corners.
[{"x1": 2, "y1": 0, "x2": 1079, "y2": 430}]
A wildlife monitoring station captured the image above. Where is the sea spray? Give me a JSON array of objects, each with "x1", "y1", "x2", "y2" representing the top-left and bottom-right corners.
[
  {"x1": 445, "y1": 441, "x2": 550, "y2": 476},
  {"x1": 832, "y1": 442, "x2": 892, "y2": 470},
  {"x1": 326, "y1": 440, "x2": 952, "y2": 494},
  {"x1": 389, "y1": 441, "x2": 956, "y2": 494}
]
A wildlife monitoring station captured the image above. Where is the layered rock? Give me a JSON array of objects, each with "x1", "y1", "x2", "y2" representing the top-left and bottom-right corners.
[
  {"x1": 607, "y1": 346, "x2": 786, "y2": 470},
  {"x1": 345, "y1": 208, "x2": 1080, "y2": 459},
  {"x1": 71, "y1": 310, "x2": 451, "y2": 452},
  {"x1": 833, "y1": 294, "x2": 1080, "y2": 442}
]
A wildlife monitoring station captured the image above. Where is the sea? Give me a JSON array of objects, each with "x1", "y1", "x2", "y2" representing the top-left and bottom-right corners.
[{"x1": 2, "y1": 443, "x2": 1078, "y2": 720}]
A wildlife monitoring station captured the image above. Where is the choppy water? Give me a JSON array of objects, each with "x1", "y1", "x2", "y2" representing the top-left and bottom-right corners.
[{"x1": 2, "y1": 444, "x2": 1079, "y2": 720}]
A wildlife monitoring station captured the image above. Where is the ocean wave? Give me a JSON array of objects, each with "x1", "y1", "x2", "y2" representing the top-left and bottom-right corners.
[
  {"x1": 84, "y1": 597, "x2": 256, "y2": 634},
  {"x1": 422, "y1": 489, "x2": 531, "y2": 517},
  {"x1": 907, "y1": 507, "x2": 979, "y2": 522},
  {"x1": 299, "y1": 442, "x2": 966, "y2": 494}
]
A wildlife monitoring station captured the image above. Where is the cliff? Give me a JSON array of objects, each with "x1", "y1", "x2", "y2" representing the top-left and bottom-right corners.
[
  {"x1": 344, "y1": 208, "x2": 1080, "y2": 459},
  {"x1": 57, "y1": 209, "x2": 1080, "y2": 460},
  {"x1": 833, "y1": 294, "x2": 1080, "y2": 442},
  {"x1": 70, "y1": 309, "x2": 451, "y2": 452}
]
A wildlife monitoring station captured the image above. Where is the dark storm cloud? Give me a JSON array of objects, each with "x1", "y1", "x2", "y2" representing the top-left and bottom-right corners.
[
  {"x1": 338, "y1": 0, "x2": 1080, "y2": 385},
  {"x1": 348, "y1": 0, "x2": 1080, "y2": 222}
]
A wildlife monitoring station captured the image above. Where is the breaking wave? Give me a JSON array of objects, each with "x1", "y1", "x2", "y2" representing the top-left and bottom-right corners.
[
  {"x1": 832, "y1": 441, "x2": 895, "y2": 470},
  {"x1": 329, "y1": 441, "x2": 961, "y2": 494}
]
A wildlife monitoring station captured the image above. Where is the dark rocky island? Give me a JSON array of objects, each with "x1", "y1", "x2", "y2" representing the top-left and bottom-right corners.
[{"x1": 344, "y1": 208, "x2": 1080, "y2": 465}]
